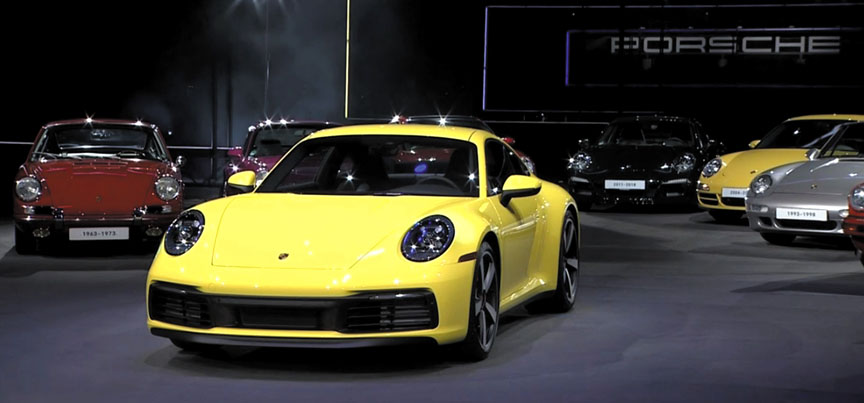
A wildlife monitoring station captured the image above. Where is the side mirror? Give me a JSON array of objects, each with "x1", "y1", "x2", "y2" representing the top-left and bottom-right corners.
[
  {"x1": 227, "y1": 147, "x2": 243, "y2": 158},
  {"x1": 805, "y1": 148, "x2": 820, "y2": 161},
  {"x1": 227, "y1": 171, "x2": 256, "y2": 194},
  {"x1": 175, "y1": 155, "x2": 186, "y2": 168},
  {"x1": 500, "y1": 175, "x2": 542, "y2": 207},
  {"x1": 501, "y1": 137, "x2": 516, "y2": 145},
  {"x1": 748, "y1": 139, "x2": 761, "y2": 149}
]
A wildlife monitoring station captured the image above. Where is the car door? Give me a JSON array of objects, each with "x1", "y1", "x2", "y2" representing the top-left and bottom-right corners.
[{"x1": 485, "y1": 139, "x2": 540, "y2": 297}]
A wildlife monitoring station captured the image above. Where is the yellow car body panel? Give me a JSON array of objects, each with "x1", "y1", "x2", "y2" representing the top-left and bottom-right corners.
[
  {"x1": 147, "y1": 124, "x2": 577, "y2": 346},
  {"x1": 698, "y1": 115, "x2": 864, "y2": 211}
]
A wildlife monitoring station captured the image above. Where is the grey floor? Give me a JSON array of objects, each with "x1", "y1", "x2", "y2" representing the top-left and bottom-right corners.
[{"x1": 0, "y1": 209, "x2": 862, "y2": 402}]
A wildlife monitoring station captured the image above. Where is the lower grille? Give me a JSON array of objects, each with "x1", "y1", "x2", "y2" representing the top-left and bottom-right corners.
[
  {"x1": 721, "y1": 197, "x2": 745, "y2": 207},
  {"x1": 148, "y1": 282, "x2": 437, "y2": 333},
  {"x1": 698, "y1": 193, "x2": 719, "y2": 206},
  {"x1": 776, "y1": 219, "x2": 837, "y2": 231}
]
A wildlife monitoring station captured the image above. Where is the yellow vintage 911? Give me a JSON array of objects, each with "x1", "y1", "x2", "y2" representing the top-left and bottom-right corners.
[
  {"x1": 146, "y1": 124, "x2": 580, "y2": 360},
  {"x1": 697, "y1": 114, "x2": 864, "y2": 222}
]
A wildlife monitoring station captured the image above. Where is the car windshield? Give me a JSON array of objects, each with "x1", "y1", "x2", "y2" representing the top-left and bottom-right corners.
[
  {"x1": 597, "y1": 120, "x2": 694, "y2": 147},
  {"x1": 257, "y1": 135, "x2": 479, "y2": 197},
  {"x1": 248, "y1": 126, "x2": 322, "y2": 157},
  {"x1": 819, "y1": 124, "x2": 864, "y2": 158},
  {"x1": 32, "y1": 125, "x2": 168, "y2": 161},
  {"x1": 756, "y1": 120, "x2": 847, "y2": 149}
]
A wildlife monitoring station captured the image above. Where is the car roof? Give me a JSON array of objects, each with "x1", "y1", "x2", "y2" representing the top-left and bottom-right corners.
[
  {"x1": 786, "y1": 114, "x2": 864, "y2": 122},
  {"x1": 308, "y1": 124, "x2": 488, "y2": 142},
  {"x1": 44, "y1": 118, "x2": 158, "y2": 128}
]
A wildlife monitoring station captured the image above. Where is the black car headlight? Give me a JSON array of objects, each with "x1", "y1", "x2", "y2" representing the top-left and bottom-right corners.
[
  {"x1": 155, "y1": 177, "x2": 181, "y2": 201},
  {"x1": 750, "y1": 175, "x2": 773, "y2": 195},
  {"x1": 164, "y1": 210, "x2": 205, "y2": 256},
  {"x1": 673, "y1": 153, "x2": 696, "y2": 174},
  {"x1": 15, "y1": 176, "x2": 42, "y2": 202},
  {"x1": 702, "y1": 158, "x2": 723, "y2": 178},
  {"x1": 569, "y1": 152, "x2": 592, "y2": 172},
  {"x1": 401, "y1": 215, "x2": 455, "y2": 262},
  {"x1": 851, "y1": 184, "x2": 864, "y2": 210}
]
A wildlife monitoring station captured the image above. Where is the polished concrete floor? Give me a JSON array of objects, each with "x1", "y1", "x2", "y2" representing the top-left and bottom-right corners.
[{"x1": 1, "y1": 209, "x2": 862, "y2": 402}]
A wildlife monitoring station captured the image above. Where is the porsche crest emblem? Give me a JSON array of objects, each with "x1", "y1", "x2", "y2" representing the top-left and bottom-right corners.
[
  {"x1": 810, "y1": 184, "x2": 818, "y2": 190},
  {"x1": 278, "y1": 253, "x2": 289, "y2": 260}
]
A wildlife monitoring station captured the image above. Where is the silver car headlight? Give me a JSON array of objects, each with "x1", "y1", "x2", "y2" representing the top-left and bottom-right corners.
[
  {"x1": 751, "y1": 174, "x2": 773, "y2": 195},
  {"x1": 401, "y1": 215, "x2": 455, "y2": 262},
  {"x1": 702, "y1": 158, "x2": 723, "y2": 178},
  {"x1": 569, "y1": 152, "x2": 592, "y2": 172},
  {"x1": 673, "y1": 153, "x2": 696, "y2": 174},
  {"x1": 155, "y1": 177, "x2": 181, "y2": 201},
  {"x1": 15, "y1": 176, "x2": 42, "y2": 202},
  {"x1": 164, "y1": 210, "x2": 205, "y2": 256},
  {"x1": 850, "y1": 184, "x2": 864, "y2": 210}
]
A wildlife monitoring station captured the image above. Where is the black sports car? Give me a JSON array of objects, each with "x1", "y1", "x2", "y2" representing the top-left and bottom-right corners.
[{"x1": 567, "y1": 116, "x2": 723, "y2": 210}]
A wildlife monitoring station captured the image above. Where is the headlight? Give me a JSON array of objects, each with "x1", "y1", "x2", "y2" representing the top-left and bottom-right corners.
[
  {"x1": 751, "y1": 174, "x2": 773, "y2": 195},
  {"x1": 569, "y1": 152, "x2": 592, "y2": 172},
  {"x1": 164, "y1": 210, "x2": 205, "y2": 256},
  {"x1": 401, "y1": 215, "x2": 455, "y2": 262},
  {"x1": 850, "y1": 185, "x2": 864, "y2": 210},
  {"x1": 155, "y1": 177, "x2": 180, "y2": 201},
  {"x1": 702, "y1": 158, "x2": 723, "y2": 178},
  {"x1": 255, "y1": 170, "x2": 268, "y2": 187},
  {"x1": 15, "y1": 176, "x2": 42, "y2": 202},
  {"x1": 673, "y1": 153, "x2": 696, "y2": 174}
]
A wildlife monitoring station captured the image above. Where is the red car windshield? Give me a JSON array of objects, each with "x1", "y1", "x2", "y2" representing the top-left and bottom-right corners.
[
  {"x1": 32, "y1": 125, "x2": 169, "y2": 161},
  {"x1": 257, "y1": 135, "x2": 479, "y2": 197}
]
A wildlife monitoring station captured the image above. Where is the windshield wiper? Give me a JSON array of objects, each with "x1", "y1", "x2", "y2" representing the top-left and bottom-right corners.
[
  {"x1": 32, "y1": 151, "x2": 81, "y2": 160},
  {"x1": 371, "y1": 192, "x2": 404, "y2": 196}
]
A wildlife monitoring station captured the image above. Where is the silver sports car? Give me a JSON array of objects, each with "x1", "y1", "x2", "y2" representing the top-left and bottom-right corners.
[{"x1": 746, "y1": 122, "x2": 864, "y2": 245}]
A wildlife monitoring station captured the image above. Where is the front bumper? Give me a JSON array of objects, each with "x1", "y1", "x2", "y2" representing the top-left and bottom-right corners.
[
  {"x1": 746, "y1": 193, "x2": 847, "y2": 236},
  {"x1": 568, "y1": 173, "x2": 694, "y2": 206},
  {"x1": 147, "y1": 259, "x2": 476, "y2": 346},
  {"x1": 843, "y1": 215, "x2": 864, "y2": 252},
  {"x1": 14, "y1": 210, "x2": 177, "y2": 241},
  {"x1": 152, "y1": 328, "x2": 435, "y2": 348}
]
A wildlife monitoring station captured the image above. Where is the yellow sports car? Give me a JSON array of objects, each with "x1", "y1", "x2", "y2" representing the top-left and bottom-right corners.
[
  {"x1": 697, "y1": 114, "x2": 864, "y2": 222},
  {"x1": 146, "y1": 124, "x2": 580, "y2": 360}
]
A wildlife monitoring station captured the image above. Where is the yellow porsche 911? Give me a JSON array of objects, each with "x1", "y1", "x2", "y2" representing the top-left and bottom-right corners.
[
  {"x1": 146, "y1": 124, "x2": 580, "y2": 360},
  {"x1": 697, "y1": 114, "x2": 864, "y2": 222}
]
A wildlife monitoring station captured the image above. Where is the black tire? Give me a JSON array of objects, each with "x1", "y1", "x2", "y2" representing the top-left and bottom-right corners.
[
  {"x1": 170, "y1": 338, "x2": 219, "y2": 353},
  {"x1": 708, "y1": 209, "x2": 743, "y2": 224},
  {"x1": 456, "y1": 242, "x2": 500, "y2": 361},
  {"x1": 14, "y1": 227, "x2": 37, "y2": 255},
  {"x1": 527, "y1": 210, "x2": 580, "y2": 313},
  {"x1": 761, "y1": 232, "x2": 796, "y2": 245}
]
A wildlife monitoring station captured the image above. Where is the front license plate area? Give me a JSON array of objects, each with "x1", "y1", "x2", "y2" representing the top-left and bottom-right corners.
[
  {"x1": 775, "y1": 208, "x2": 827, "y2": 221},
  {"x1": 605, "y1": 180, "x2": 645, "y2": 190},
  {"x1": 721, "y1": 188, "x2": 748, "y2": 198},
  {"x1": 69, "y1": 227, "x2": 130, "y2": 241}
]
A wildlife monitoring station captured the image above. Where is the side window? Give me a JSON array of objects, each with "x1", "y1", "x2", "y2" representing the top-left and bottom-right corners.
[
  {"x1": 485, "y1": 140, "x2": 516, "y2": 195},
  {"x1": 506, "y1": 146, "x2": 530, "y2": 176}
]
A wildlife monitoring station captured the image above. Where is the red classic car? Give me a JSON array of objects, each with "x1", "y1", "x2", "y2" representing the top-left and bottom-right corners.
[
  {"x1": 13, "y1": 118, "x2": 183, "y2": 253},
  {"x1": 843, "y1": 183, "x2": 864, "y2": 266},
  {"x1": 223, "y1": 119, "x2": 340, "y2": 195}
]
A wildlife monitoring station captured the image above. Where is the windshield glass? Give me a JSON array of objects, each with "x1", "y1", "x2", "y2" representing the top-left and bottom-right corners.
[
  {"x1": 756, "y1": 120, "x2": 847, "y2": 149},
  {"x1": 819, "y1": 124, "x2": 864, "y2": 158},
  {"x1": 257, "y1": 135, "x2": 479, "y2": 197},
  {"x1": 597, "y1": 120, "x2": 694, "y2": 147},
  {"x1": 248, "y1": 127, "x2": 321, "y2": 157},
  {"x1": 32, "y1": 125, "x2": 168, "y2": 161}
]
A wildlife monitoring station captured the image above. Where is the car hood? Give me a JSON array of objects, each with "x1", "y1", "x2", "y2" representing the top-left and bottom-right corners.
[
  {"x1": 586, "y1": 145, "x2": 695, "y2": 172},
  {"x1": 33, "y1": 159, "x2": 169, "y2": 214},
  {"x1": 773, "y1": 158, "x2": 864, "y2": 196},
  {"x1": 716, "y1": 148, "x2": 810, "y2": 185},
  {"x1": 211, "y1": 193, "x2": 470, "y2": 270}
]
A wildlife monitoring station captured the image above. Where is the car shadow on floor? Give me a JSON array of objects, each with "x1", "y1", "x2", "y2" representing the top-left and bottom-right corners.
[
  {"x1": 142, "y1": 306, "x2": 568, "y2": 379},
  {"x1": 587, "y1": 203, "x2": 703, "y2": 215},
  {"x1": 732, "y1": 272, "x2": 864, "y2": 296},
  {"x1": 0, "y1": 242, "x2": 155, "y2": 277}
]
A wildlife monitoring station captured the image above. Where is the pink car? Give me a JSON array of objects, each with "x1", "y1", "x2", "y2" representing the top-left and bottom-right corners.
[{"x1": 223, "y1": 120, "x2": 340, "y2": 195}]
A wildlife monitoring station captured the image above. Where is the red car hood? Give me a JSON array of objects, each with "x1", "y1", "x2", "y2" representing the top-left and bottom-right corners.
[{"x1": 34, "y1": 159, "x2": 168, "y2": 215}]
